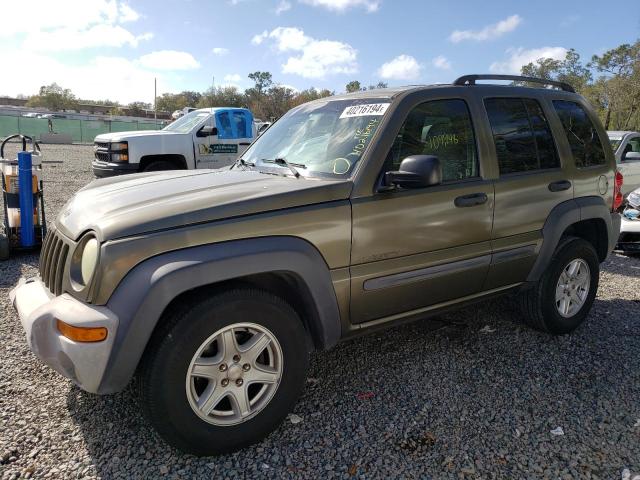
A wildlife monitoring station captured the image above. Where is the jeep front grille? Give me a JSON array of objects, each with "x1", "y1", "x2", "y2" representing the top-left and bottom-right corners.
[{"x1": 39, "y1": 229, "x2": 70, "y2": 296}]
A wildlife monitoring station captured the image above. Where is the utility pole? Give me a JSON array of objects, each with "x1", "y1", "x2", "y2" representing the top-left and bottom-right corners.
[{"x1": 154, "y1": 77, "x2": 157, "y2": 127}]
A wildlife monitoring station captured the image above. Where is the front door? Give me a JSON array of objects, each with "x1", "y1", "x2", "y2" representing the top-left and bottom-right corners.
[{"x1": 350, "y1": 98, "x2": 495, "y2": 324}]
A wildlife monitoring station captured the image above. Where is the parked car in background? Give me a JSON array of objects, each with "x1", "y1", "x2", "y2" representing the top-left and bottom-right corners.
[
  {"x1": 39, "y1": 113, "x2": 67, "y2": 119},
  {"x1": 13, "y1": 74, "x2": 621, "y2": 455},
  {"x1": 171, "y1": 107, "x2": 196, "y2": 120},
  {"x1": 608, "y1": 131, "x2": 640, "y2": 196},
  {"x1": 616, "y1": 186, "x2": 640, "y2": 254},
  {"x1": 92, "y1": 107, "x2": 257, "y2": 177}
]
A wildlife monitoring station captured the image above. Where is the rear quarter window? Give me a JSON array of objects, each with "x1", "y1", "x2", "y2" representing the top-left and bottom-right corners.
[{"x1": 552, "y1": 100, "x2": 606, "y2": 168}]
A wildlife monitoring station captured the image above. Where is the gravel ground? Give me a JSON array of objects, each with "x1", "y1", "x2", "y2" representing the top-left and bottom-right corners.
[{"x1": 1, "y1": 144, "x2": 639, "y2": 479}]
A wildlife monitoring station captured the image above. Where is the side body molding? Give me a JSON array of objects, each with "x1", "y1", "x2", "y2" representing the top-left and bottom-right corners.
[
  {"x1": 526, "y1": 196, "x2": 619, "y2": 282},
  {"x1": 98, "y1": 236, "x2": 341, "y2": 394}
]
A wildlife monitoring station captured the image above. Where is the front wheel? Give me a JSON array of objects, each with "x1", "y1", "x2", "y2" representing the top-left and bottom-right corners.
[
  {"x1": 519, "y1": 238, "x2": 599, "y2": 334},
  {"x1": 137, "y1": 289, "x2": 309, "y2": 455}
]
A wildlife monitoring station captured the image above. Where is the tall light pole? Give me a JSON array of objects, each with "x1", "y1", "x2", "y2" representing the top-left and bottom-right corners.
[{"x1": 154, "y1": 77, "x2": 157, "y2": 127}]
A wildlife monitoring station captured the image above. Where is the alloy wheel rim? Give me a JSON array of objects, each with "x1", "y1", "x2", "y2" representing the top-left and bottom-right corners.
[
  {"x1": 185, "y1": 322, "x2": 283, "y2": 426},
  {"x1": 555, "y1": 258, "x2": 590, "y2": 318}
]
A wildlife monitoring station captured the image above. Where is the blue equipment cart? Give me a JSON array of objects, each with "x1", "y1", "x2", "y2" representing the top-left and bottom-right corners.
[{"x1": 0, "y1": 135, "x2": 47, "y2": 260}]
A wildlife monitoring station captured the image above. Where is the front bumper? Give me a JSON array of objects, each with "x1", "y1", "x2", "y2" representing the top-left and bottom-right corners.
[
  {"x1": 9, "y1": 277, "x2": 119, "y2": 393},
  {"x1": 92, "y1": 159, "x2": 138, "y2": 178},
  {"x1": 616, "y1": 215, "x2": 640, "y2": 253}
]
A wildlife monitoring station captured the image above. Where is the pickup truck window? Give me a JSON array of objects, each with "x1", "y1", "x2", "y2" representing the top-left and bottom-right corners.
[
  {"x1": 241, "y1": 99, "x2": 390, "y2": 177},
  {"x1": 553, "y1": 100, "x2": 606, "y2": 168},
  {"x1": 164, "y1": 111, "x2": 210, "y2": 133},
  {"x1": 485, "y1": 97, "x2": 559, "y2": 174}
]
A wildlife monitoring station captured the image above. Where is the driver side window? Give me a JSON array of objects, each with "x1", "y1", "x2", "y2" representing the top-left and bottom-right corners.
[{"x1": 385, "y1": 99, "x2": 479, "y2": 182}]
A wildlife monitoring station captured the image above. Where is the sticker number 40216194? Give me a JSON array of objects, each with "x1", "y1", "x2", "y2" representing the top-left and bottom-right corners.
[{"x1": 339, "y1": 103, "x2": 390, "y2": 119}]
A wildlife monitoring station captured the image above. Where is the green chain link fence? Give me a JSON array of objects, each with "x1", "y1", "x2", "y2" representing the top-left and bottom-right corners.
[{"x1": 0, "y1": 115, "x2": 161, "y2": 144}]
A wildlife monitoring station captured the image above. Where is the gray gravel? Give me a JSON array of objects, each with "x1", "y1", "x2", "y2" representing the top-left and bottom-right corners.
[{"x1": 1, "y1": 144, "x2": 640, "y2": 479}]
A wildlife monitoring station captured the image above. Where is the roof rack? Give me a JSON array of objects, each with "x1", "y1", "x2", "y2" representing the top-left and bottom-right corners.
[{"x1": 453, "y1": 74, "x2": 575, "y2": 93}]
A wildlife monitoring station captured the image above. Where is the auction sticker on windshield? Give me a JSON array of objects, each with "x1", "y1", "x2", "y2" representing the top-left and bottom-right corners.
[{"x1": 339, "y1": 103, "x2": 390, "y2": 119}]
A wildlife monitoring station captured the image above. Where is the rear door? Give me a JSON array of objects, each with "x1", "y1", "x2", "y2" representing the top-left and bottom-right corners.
[{"x1": 481, "y1": 95, "x2": 573, "y2": 289}]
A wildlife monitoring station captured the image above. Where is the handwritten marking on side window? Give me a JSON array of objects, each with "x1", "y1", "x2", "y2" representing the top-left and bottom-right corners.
[{"x1": 425, "y1": 133, "x2": 459, "y2": 151}]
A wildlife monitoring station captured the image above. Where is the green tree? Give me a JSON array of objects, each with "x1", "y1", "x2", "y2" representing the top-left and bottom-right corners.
[
  {"x1": 127, "y1": 101, "x2": 151, "y2": 117},
  {"x1": 590, "y1": 40, "x2": 640, "y2": 130},
  {"x1": 345, "y1": 80, "x2": 362, "y2": 93},
  {"x1": 198, "y1": 86, "x2": 245, "y2": 108},
  {"x1": 26, "y1": 83, "x2": 79, "y2": 111},
  {"x1": 520, "y1": 48, "x2": 592, "y2": 91},
  {"x1": 368, "y1": 81, "x2": 388, "y2": 90},
  {"x1": 247, "y1": 72, "x2": 274, "y2": 95}
]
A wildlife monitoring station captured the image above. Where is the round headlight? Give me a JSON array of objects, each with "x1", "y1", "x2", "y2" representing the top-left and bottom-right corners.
[
  {"x1": 70, "y1": 234, "x2": 100, "y2": 291},
  {"x1": 81, "y1": 238, "x2": 99, "y2": 284}
]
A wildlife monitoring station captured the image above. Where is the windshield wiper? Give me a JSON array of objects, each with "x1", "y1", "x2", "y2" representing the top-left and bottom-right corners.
[
  {"x1": 232, "y1": 158, "x2": 256, "y2": 170},
  {"x1": 261, "y1": 158, "x2": 305, "y2": 178}
]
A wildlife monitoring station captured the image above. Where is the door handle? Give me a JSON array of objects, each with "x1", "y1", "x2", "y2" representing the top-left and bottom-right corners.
[
  {"x1": 548, "y1": 180, "x2": 572, "y2": 192},
  {"x1": 239, "y1": 142, "x2": 251, "y2": 146},
  {"x1": 454, "y1": 192, "x2": 488, "y2": 208}
]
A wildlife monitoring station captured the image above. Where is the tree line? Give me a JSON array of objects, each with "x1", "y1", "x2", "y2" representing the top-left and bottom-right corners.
[
  {"x1": 21, "y1": 39, "x2": 638, "y2": 128},
  {"x1": 520, "y1": 39, "x2": 640, "y2": 131}
]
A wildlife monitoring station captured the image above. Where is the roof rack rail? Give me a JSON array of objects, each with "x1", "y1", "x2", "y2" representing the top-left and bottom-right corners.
[{"x1": 453, "y1": 74, "x2": 575, "y2": 93}]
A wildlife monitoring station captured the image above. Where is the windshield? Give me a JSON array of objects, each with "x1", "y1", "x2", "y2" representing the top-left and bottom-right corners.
[
  {"x1": 608, "y1": 136, "x2": 623, "y2": 152},
  {"x1": 163, "y1": 111, "x2": 210, "y2": 133},
  {"x1": 241, "y1": 99, "x2": 391, "y2": 177}
]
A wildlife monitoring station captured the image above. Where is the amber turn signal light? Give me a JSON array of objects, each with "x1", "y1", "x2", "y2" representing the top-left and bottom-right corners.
[{"x1": 56, "y1": 319, "x2": 108, "y2": 343}]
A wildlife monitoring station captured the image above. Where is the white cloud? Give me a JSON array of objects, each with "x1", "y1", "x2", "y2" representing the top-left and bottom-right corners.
[
  {"x1": 0, "y1": 0, "x2": 152, "y2": 52},
  {"x1": 0, "y1": 51, "x2": 164, "y2": 104},
  {"x1": 223, "y1": 73, "x2": 243, "y2": 83},
  {"x1": 449, "y1": 14, "x2": 522, "y2": 43},
  {"x1": 212, "y1": 47, "x2": 229, "y2": 55},
  {"x1": 432, "y1": 55, "x2": 451, "y2": 70},
  {"x1": 490, "y1": 46, "x2": 568, "y2": 74},
  {"x1": 276, "y1": 0, "x2": 292, "y2": 14},
  {"x1": 377, "y1": 54, "x2": 421, "y2": 81},
  {"x1": 252, "y1": 27, "x2": 357, "y2": 79},
  {"x1": 138, "y1": 50, "x2": 201, "y2": 70},
  {"x1": 22, "y1": 25, "x2": 152, "y2": 51},
  {"x1": 299, "y1": 0, "x2": 380, "y2": 12},
  {"x1": 251, "y1": 30, "x2": 269, "y2": 45}
]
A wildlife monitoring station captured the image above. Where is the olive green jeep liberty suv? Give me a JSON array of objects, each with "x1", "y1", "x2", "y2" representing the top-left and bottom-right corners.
[{"x1": 11, "y1": 74, "x2": 622, "y2": 455}]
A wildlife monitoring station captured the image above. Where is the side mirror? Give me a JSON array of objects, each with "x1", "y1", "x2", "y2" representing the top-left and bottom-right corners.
[
  {"x1": 384, "y1": 155, "x2": 442, "y2": 189},
  {"x1": 197, "y1": 126, "x2": 217, "y2": 137},
  {"x1": 623, "y1": 151, "x2": 640, "y2": 161}
]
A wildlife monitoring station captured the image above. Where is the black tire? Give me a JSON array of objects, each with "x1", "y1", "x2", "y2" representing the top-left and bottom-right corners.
[
  {"x1": 0, "y1": 233, "x2": 9, "y2": 261},
  {"x1": 519, "y1": 237, "x2": 599, "y2": 334},
  {"x1": 141, "y1": 160, "x2": 176, "y2": 172},
  {"x1": 137, "y1": 288, "x2": 309, "y2": 456}
]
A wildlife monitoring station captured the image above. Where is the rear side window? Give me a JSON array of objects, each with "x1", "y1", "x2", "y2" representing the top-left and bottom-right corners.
[
  {"x1": 552, "y1": 100, "x2": 606, "y2": 168},
  {"x1": 216, "y1": 110, "x2": 253, "y2": 139},
  {"x1": 485, "y1": 98, "x2": 560, "y2": 175}
]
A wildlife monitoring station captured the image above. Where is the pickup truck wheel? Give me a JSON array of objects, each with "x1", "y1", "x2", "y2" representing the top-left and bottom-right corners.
[
  {"x1": 141, "y1": 160, "x2": 176, "y2": 172},
  {"x1": 137, "y1": 288, "x2": 309, "y2": 456},
  {"x1": 519, "y1": 238, "x2": 599, "y2": 334}
]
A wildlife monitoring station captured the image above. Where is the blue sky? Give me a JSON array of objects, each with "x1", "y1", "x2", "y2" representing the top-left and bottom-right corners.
[{"x1": 1, "y1": 0, "x2": 638, "y2": 104}]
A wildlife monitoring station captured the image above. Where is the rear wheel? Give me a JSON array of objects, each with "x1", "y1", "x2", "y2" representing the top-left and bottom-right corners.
[
  {"x1": 137, "y1": 288, "x2": 309, "y2": 455},
  {"x1": 141, "y1": 160, "x2": 177, "y2": 172},
  {"x1": 519, "y1": 238, "x2": 599, "y2": 334}
]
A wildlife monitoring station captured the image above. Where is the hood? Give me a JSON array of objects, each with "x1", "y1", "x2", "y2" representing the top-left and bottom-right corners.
[
  {"x1": 95, "y1": 130, "x2": 184, "y2": 142},
  {"x1": 56, "y1": 169, "x2": 352, "y2": 241}
]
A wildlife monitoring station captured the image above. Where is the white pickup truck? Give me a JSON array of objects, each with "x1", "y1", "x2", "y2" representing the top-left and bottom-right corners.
[{"x1": 92, "y1": 108, "x2": 256, "y2": 177}]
